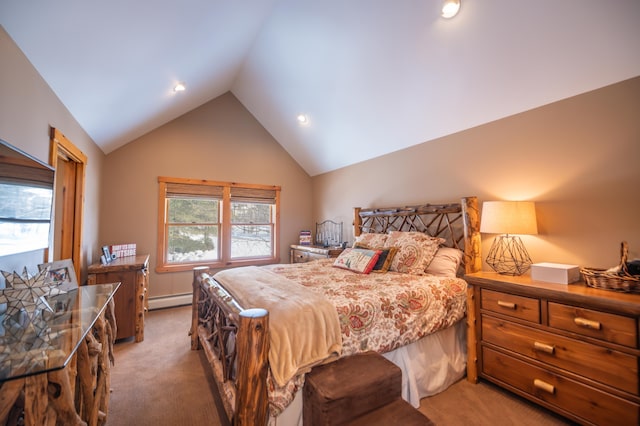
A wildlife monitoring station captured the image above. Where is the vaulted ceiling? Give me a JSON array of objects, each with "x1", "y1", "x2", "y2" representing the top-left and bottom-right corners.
[{"x1": 1, "y1": 1, "x2": 639, "y2": 176}]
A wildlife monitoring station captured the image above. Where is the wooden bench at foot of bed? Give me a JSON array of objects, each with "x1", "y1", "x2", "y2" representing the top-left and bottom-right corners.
[{"x1": 304, "y1": 351, "x2": 433, "y2": 425}]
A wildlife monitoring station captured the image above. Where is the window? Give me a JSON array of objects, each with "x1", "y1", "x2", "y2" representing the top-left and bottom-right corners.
[{"x1": 157, "y1": 177, "x2": 280, "y2": 272}]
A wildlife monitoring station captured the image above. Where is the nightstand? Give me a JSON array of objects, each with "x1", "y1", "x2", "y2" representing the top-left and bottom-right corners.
[
  {"x1": 465, "y1": 271, "x2": 640, "y2": 425},
  {"x1": 290, "y1": 244, "x2": 344, "y2": 263}
]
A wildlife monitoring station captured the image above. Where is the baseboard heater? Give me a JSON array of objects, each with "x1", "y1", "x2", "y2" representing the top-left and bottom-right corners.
[{"x1": 148, "y1": 293, "x2": 192, "y2": 310}]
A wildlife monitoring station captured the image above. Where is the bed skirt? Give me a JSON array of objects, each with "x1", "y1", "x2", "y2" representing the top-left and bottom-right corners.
[{"x1": 270, "y1": 319, "x2": 467, "y2": 425}]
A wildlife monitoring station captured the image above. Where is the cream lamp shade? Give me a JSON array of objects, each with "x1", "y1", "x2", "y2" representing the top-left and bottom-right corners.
[
  {"x1": 480, "y1": 201, "x2": 538, "y2": 235},
  {"x1": 480, "y1": 201, "x2": 538, "y2": 275}
]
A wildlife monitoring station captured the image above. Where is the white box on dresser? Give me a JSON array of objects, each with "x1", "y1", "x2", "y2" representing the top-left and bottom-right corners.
[{"x1": 531, "y1": 262, "x2": 581, "y2": 284}]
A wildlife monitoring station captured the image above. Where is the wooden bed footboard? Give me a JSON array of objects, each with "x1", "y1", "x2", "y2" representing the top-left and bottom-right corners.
[
  {"x1": 190, "y1": 196, "x2": 481, "y2": 425},
  {"x1": 190, "y1": 266, "x2": 270, "y2": 425}
]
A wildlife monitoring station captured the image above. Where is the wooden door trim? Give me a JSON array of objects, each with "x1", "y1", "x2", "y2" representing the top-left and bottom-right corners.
[{"x1": 49, "y1": 127, "x2": 87, "y2": 281}]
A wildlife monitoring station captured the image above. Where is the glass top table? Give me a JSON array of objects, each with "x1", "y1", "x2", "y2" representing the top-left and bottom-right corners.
[{"x1": 0, "y1": 282, "x2": 119, "y2": 382}]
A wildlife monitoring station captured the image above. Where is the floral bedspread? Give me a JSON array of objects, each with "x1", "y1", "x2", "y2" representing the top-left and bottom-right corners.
[{"x1": 261, "y1": 258, "x2": 467, "y2": 416}]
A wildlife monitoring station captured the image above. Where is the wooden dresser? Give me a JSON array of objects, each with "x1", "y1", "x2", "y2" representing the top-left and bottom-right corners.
[
  {"x1": 465, "y1": 271, "x2": 640, "y2": 425},
  {"x1": 290, "y1": 244, "x2": 344, "y2": 263},
  {"x1": 88, "y1": 254, "x2": 149, "y2": 342}
]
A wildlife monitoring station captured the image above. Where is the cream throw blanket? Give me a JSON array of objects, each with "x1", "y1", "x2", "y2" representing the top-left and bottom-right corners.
[{"x1": 213, "y1": 266, "x2": 342, "y2": 387}]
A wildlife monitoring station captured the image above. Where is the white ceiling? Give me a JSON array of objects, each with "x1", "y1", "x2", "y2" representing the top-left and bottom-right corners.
[{"x1": 1, "y1": 0, "x2": 639, "y2": 176}]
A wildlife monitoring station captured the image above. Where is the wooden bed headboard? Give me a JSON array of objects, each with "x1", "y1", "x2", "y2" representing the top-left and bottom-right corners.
[{"x1": 353, "y1": 196, "x2": 481, "y2": 274}]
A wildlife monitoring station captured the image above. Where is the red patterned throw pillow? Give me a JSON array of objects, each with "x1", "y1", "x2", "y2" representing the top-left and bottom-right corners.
[
  {"x1": 353, "y1": 243, "x2": 398, "y2": 273},
  {"x1": 333, "y1": 248, "x2": 381, "y2": 274}
]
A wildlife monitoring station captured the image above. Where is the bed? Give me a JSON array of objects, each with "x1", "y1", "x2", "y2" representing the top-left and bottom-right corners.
[{"x1": 190, "y1": 196, "x2": 481, "y2": 425}]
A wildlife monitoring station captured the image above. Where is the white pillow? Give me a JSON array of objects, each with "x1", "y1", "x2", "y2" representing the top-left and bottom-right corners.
[{"x1": 425, "y1": 247, "x2": 464, "y2": 277}]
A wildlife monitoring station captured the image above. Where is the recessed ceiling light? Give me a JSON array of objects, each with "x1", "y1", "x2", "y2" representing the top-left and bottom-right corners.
[
  {"x1": 297, "y1": 114, "x2": 309, "y2": 125},
  {"x1": 442, "y1": 0, "x2": 461, "y2": 18},
  {"x1": 174, "y1": 82, "x2": 186, "y2": 92}
]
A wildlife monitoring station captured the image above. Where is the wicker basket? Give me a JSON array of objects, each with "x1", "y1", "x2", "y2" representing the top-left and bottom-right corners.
[{"x1": 581, "y1": 241, "x2": 640, "y2": 293}]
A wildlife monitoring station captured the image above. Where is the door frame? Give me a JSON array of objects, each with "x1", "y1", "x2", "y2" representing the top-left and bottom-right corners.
[{"x1": 49, "y1": 127, "x2": 87, "y2": 281}]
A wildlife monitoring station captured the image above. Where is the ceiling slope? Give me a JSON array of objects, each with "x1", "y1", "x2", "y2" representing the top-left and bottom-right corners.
[
  {"x1": 0, "y1": 0, "x2": 278, "y2": 153},
  {"x1": 232, "y1": 0, "x2": 640, "y2": 175}
]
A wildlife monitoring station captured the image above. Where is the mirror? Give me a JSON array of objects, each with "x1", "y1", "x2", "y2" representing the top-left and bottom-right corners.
[{"x1": 0, "y1": 139, "x2": 55, "y2": 256}]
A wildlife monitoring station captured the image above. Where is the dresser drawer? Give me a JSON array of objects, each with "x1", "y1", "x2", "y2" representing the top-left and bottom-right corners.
[
  {"x1": 291, "y1": 249, "x2": 327, "y2": 263},
  {"x1": 548, "y1": 302, "x2": 638, "y2": 348},
  {"x1": 481, "y1": 289, "x2": 540, "y2": 323},
  {"x1": 482, "y1": 315, "x2": 638, "y2": 395},
  {"x1": 482, "y1": 347, "x2": 639, "y2": 426}
]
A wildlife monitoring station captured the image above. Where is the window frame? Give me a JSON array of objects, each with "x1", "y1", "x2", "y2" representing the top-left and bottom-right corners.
[
  {"x1": 229, "y1": 201, "x2": 274, "y2": 260},
  {"x1": 156, "y1": 177, "x2": 280, "y2": 273}
]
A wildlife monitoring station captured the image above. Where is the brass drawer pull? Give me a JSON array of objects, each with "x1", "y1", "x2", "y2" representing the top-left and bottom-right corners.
[
  {"x1": 533, "y1": 379, "x2": 555, "y2": 394},
  {"x1": 574, "y1": 317, "x2": 601, "y2": 330},
  {"x1": 533, "y1": 341, "x2": 555, "y2": 355},
  {"x1": 497, "y1": 300, "x2": 516, "y2": 309}
]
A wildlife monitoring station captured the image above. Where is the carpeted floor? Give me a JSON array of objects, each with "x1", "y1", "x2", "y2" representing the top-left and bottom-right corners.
[
  {"x1": 108, "y1": 305, "x2": 229, "y2": 426},
  {"x1": 419, "y1": 378, "x2": 573, "y2": 425},
  {"x1": 108, "y1": 305, "x2": 574, "y2": 425}
]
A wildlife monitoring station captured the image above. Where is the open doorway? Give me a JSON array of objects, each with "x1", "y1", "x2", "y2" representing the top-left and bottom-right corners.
[{"x1": 49, "y1": 127, "x2": 87, "y2": 282}]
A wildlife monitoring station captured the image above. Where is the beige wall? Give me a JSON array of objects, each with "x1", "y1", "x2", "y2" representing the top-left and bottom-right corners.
[
  {"x1": 312, "y1": 77, "x2": 640, "y2": 270},
  {"x1": 101, "y1": 92, "x2": 313, "y2": 299},
  {"x1": 0, "y1": 27, "x2": 104, "y2": 279}
]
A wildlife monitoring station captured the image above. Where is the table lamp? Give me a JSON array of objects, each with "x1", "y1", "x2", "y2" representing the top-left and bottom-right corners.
[{"x1": 480, "y1": 201, "x2": 538, "y2": 275}]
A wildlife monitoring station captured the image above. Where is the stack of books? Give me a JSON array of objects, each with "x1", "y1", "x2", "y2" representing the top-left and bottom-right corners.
[{"x1": 299, "y1": 230, "x2": 312, "y2": 245}]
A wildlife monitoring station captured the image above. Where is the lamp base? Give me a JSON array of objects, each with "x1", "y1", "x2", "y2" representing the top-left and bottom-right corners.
[{"x1": 485, "y1": 235, "x2": 532, "y2": 276}]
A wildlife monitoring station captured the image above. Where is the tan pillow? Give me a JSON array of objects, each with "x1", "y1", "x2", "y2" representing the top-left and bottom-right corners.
[
  {"x1": 353, "y1": 233, "x2": 388, "y2": 248},
  {"x1": 425, "y1": 247, "x2": 464, "y2": 277},
  {"x1": 385, "y1": 231, "x2": 444, "y2": 275}
]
